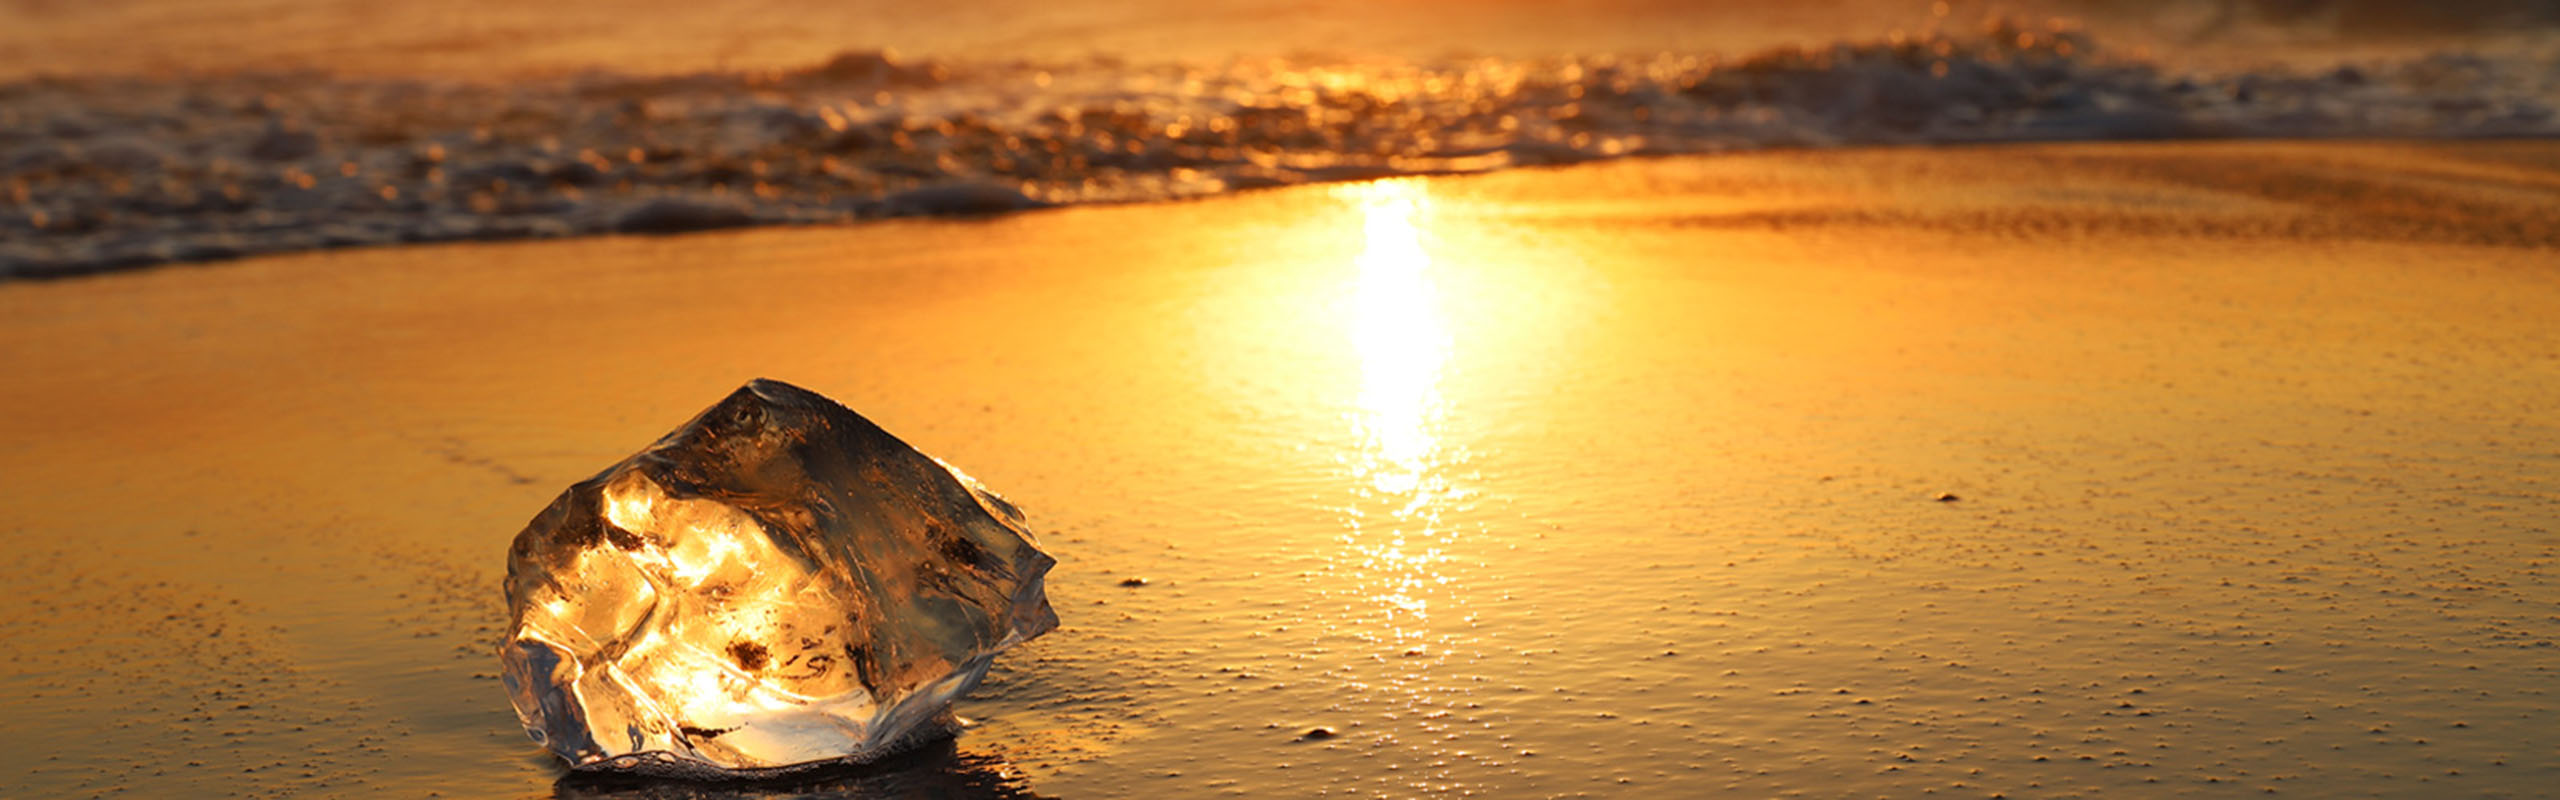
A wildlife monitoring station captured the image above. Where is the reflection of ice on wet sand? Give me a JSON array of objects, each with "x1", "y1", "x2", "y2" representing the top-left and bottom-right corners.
[{"x1": 549, "y1": 738, "x2": 1050, "y2": 799}]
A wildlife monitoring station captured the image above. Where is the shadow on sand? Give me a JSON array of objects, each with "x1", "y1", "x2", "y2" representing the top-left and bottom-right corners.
[{"x1": 549, "y1": 739, "x2": 1053, "y2": 800}]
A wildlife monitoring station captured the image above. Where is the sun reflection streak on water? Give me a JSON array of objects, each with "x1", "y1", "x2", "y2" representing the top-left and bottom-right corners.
[
  {"x1": 1349, "y1": 180, "x2": 1447, "y2": 494},
  {"x1": 1335, "y1": 179, "x2": 1457, "y2": 631}
]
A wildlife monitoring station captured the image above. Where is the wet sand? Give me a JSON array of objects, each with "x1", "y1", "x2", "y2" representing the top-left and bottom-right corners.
[{"x1": 3, "y1": 140, "x2": 2557, "y2": 798}]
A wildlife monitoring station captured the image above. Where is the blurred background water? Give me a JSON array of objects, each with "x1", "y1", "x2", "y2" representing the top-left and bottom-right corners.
[
  {"x1": 8, "y1": 0, "x2": 2557, "y2": 78},
  {"x1": 3, "y1": 0, "x2": 2555, "y2": 277}
]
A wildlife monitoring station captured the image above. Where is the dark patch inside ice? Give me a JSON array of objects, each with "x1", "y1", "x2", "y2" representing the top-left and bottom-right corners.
[{"x1": 728, "y1": 641, "x2": 770, "y2": 671}]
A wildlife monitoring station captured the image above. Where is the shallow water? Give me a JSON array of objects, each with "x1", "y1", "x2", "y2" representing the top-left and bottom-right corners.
[
  {"x1": 7, "y1": 5, "x2": 2557, "y2": 278},
  {"x1": 2, "y1": 141, "x2": 2557, "y2": 798}
]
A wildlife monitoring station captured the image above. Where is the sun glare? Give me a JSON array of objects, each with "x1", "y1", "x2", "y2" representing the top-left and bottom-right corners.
[
  {"x1": 1333, "y1": 178, "x2": 1459, "y2": 631},
  {"x1": 1345, "y1": 179, "x2": 1449, "y2": 499}
]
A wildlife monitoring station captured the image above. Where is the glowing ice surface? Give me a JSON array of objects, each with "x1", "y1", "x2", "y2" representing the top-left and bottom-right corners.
[{"x1": 499, "y1": 379, "x2": 1057, "y2": 777}]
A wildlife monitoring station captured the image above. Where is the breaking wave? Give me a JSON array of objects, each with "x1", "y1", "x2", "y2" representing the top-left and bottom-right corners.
[{"x1": 3, "y1": 20, "x2": 2555, "y2": 277}]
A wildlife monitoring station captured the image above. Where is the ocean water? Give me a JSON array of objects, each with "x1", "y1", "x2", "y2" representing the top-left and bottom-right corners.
[{"x1": 3, "y1": 2, "x2": 2556, "y2": 277}]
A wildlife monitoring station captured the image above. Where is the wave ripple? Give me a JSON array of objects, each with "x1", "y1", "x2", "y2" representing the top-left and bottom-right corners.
[{"x1": 4, "y1": 22, "x2": 2554, "y2": 277}]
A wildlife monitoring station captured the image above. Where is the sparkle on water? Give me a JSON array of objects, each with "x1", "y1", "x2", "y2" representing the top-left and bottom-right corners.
[{"x1": 1340, "y1": 179, "x2": 1457, "y2": 635}]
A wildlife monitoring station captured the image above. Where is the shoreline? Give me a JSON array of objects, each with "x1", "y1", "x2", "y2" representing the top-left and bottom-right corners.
[
  {"x1": 11, "y1": 136, "x2": 2559, "y2": 282},
  {"x1": 10, "y1": 19, "x2": 2557, "y2": 280}
]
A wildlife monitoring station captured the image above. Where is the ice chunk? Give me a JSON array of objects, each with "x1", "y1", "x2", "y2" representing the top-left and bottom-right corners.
[{"x1": 498, "y1": 379, "x2": 1058, "y2": 778}]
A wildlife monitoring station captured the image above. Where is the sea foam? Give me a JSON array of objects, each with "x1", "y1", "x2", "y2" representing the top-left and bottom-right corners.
[{"x1": 3, "y1": 21, "x2": 2553, "y2": 278}]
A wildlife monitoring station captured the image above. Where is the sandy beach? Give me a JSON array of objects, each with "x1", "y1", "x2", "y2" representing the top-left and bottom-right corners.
[{"x1": 3, "y1": 140, "x2": 2557, "y2": 798}]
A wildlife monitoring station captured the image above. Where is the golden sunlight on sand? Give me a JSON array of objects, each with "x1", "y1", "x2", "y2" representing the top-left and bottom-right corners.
[{"x1": 4, "y1": 142, "x2": 2556, "y2": 797}]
